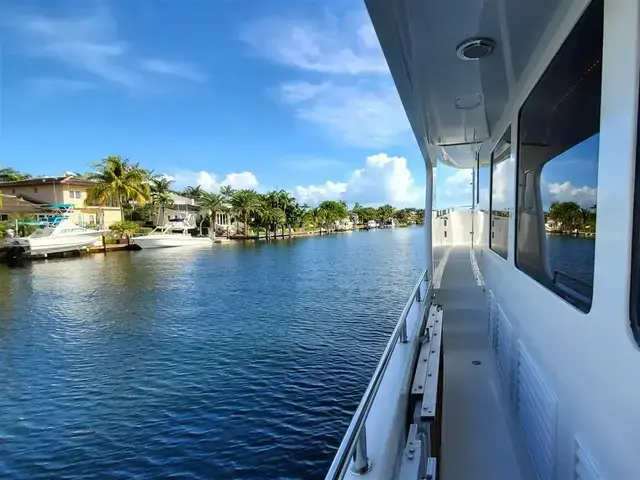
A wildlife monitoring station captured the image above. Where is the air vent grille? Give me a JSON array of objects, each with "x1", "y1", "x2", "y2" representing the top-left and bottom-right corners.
[{"x1": 516, "y1": 342, "x2": 558, "y2": 479}]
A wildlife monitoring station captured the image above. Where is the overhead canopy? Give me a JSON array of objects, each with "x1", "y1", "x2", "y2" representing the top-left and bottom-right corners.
[{"x1": 365, "y1": 0, "x2": 579, "y2": 168}]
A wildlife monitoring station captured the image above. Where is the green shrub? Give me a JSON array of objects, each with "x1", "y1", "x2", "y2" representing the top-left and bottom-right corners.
[{"x1": 109, "y1": 221, "x2": 141, "y2": 238}]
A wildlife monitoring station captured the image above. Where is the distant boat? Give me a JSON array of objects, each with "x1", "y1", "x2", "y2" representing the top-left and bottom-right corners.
[
  {"x1": 3, "y1": 204, "x2": 107, "y2": 257},
  {"x1": 365, "y1": 220, "x2": 378, "y2": 230}
]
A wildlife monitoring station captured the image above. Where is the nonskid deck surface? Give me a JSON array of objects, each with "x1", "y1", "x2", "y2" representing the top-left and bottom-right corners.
[{"x1": 437, "y1": 247, "x2": 536, "y2": 480}]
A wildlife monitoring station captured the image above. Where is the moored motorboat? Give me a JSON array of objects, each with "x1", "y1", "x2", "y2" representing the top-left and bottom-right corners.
[{"x1": 3, "y1": 204, "x2": 107, "y2": 257}]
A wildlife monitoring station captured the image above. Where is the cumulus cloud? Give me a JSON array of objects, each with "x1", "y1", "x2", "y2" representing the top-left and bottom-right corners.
[
  {"x1": 547, "y1": 181, "x2": 597, "y2": 207},
  {"x1": 242, "y1": 10, "x2": 410, "y2": 148},
  {"x1": 168, "y1": 170, "x2": 259, "y2": 192},
  {"x1": 294, "y1": 153, "x2": 423, "y2": 207}
]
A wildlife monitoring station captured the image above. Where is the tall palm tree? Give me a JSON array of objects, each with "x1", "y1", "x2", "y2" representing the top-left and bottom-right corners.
[
  {"x1": 150, "y1": 177, "x2": 174, "y2": 225},
  {"x1": 182, "y1": 185, "x2": 204, "y2": 200},
  {"x1": 199, "y1": 192, "x2": 225, "y2": 238},
  {"x1": 86, "y1": 156, "x2": 151, "y2": 221},
  {"x1": 220, "y1": 185, "x2": 234, "y2": 200},
  {"x1": 231, "y1": 189, "x2": 261, "y2": 236}
]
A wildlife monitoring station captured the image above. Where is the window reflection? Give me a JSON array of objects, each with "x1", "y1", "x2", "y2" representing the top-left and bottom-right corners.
[
  {"x1": 490, "y1": 126, "x2": 512, "y2": 260},
  {"x1": 515, "y1": 0, "x2": 601, "y2": 312}
]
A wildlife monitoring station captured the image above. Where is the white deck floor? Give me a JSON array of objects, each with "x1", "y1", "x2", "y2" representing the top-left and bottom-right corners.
[{"x1": 438, "y1": 247, "x2": 537, "y2": 480}]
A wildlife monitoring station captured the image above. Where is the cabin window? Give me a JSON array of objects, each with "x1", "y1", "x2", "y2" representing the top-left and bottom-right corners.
[
  {"x1": 490, "y1": 126, "x2": 512, "y2": 260},
  {"x1": 515, "y1": 0, "x2": 602, "y2": 313}
]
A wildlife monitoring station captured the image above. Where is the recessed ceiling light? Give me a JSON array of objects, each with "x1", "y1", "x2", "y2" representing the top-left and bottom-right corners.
[{"x1": 456, "y1": 38, "x2": 496, "y2": 60}]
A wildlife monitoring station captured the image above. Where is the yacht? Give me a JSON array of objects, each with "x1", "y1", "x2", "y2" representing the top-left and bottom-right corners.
[
  {"x1": 132, "y1": 216, "x2": 213, "y2": 249},
  {"x1": 3, "y1": 204, "x2": 107, "y2": 257},
  {"x1": 327, "y1": 1, "x2": 637, "y2": 479},
  {"x1": 365, "y1": 220, "x2": 378, "y2": 230}
]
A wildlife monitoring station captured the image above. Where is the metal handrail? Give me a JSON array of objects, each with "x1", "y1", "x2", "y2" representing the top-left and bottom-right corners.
[
  {"x1": 325, "y1": 269, "x2": 429, "y2": 479},
  {"x1": 552, "y1": 269, "x2": 592, "y2": 288}
]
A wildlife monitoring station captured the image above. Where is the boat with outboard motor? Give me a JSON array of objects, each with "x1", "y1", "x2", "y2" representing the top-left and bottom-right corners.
[
  {"x1": 326, "y1": 1, "x2": 638, "y2": 479},
  {"x1": 3, "y1": 204, "x2": 107, "y2": 258}
]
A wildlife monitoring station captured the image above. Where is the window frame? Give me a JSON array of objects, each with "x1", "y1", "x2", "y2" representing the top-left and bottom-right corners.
[
  {"x1": 489, "y1": 126, "x2": 512, "y2": 260},
  {"x1": 513, "y1": 0, "x2": 602, "y2": 314},
  {"x1": 630, "y1": 91, "x2": 640, "y2": 345}
]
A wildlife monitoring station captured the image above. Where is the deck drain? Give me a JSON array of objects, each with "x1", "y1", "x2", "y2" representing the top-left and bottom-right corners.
[{"x1": 472, "y1": 360, "x2": 482, "y2": 365}]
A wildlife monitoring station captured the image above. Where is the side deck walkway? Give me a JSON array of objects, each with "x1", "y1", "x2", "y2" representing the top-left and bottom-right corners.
[{"x1": 437, "y1": 247, "x2": 536, "y2": 480}]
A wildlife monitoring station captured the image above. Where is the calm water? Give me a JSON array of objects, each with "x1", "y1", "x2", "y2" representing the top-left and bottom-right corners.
[
  {"x1": 0, "y1": 230, "x2": 593, "y2": 479},
  {"x1": 0, "y1": 228, "x2": 425, "y2": 480}
]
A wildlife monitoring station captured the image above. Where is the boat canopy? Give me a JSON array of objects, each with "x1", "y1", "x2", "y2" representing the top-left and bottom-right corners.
[{"x1": 365, "y1": 0, "x2": 578, "y2": 168}]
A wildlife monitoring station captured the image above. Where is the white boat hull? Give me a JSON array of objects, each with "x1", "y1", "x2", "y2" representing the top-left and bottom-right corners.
[
  {"x1": 133, "y1": 235, "x2": 213, "y2": 249},
  {"x1": 4, "y1": 232, "x2": 104, "y2": 256}
]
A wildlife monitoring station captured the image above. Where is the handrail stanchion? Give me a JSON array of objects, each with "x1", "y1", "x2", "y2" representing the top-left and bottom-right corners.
[{"x1": 351, "y1": 427, "x2": 371, "y2": 474}]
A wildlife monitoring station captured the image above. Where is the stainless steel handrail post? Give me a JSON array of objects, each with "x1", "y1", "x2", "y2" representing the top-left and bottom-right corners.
[{"x1": 351, "y1": 427, "x2": 371, "y2": 474}]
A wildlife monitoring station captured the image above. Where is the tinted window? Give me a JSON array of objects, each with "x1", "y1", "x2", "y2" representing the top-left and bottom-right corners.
[
  {"x1": 490, "y1": 126, "x2": 512, "y2": 260},
  {"x1": 515, "y1": 0, "x2": 602, "y2": 312}
]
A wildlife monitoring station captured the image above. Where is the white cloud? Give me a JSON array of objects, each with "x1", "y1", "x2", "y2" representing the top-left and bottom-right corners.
[
  {"x1": 243, "y1": 10, "x2": 410, "y2": 148},
  {"x1": 547, "y1": 181, "x2": 597, "y2": 207},
  {"x1": 3, "y1": 6, "x2": 204, "y2": 91},
  {"x1": 240, "y1": 13, "x2": 388, "y2": 75},
  {"x1": 140, "y1": 59, "x2": 205, "y2": 82},
  {"x1": 294, "y1": 153, "x2": 423, "y2": 207},
  {"x1": 169, "y1": 170, "x2": 259, "y2": 192},
  {"x1": 282, "y1": 80, "x2": 410, "y2": 148}
]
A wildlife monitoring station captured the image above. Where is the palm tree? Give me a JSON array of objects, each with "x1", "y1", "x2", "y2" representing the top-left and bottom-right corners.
[
  {"x1": 220, "y1": 185, "x2": 234, "y2": 200},
  {"x1": 86, "y1": 156, "x2": 151, "y2": 221},
  {"x1": 378, "y1": 204, "x2": 396, "y2": 222},
  {"x1": 231, "y1": 189, "x2": 261, "y2": 236},
  {"x1": 199, "y1": 192, "x2": 225, "y2": 238},
  {"x1": 182, "y1": 185, "x2": 204, "y2": 200},
  {"x1": 150, "y1": 177, "x2": 174, "y2": 225}
]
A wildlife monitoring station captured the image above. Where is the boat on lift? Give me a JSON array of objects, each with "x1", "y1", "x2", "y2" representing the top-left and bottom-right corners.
[
  {"x1": 132, "y1": 215, "x2": 213, "y2": 249},
  {"x1": 327, "y1": 1, "x2": 638, "y2": 479},
  {"x1": 3, "y1": 204, "x2": 107, "y2": 257}
]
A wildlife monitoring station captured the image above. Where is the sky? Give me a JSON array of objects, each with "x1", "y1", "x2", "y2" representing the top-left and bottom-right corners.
[
  {"x1": 0, "y1": 0, "x2": 598, "y2": 210},
  {"x1": 0, "y1": 0, "x2": 427, "y2": 207}
]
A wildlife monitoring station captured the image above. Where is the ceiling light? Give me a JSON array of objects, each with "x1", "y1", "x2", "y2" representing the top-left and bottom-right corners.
[{"x1": 456, "y1": 38, "x2": 496, "y2": 60}]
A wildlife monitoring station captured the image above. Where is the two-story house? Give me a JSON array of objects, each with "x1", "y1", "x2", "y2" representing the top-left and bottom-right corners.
[{"x1": 0, "y1": 176, "x2": 122, "y2": 227}]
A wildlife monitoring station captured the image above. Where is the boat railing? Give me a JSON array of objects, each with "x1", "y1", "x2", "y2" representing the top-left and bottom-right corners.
[
  {"x1": 552, "y1": 269, "x2": 593, "y2": 309},
  {"x1": 325, "y1": 269, "x2": 430, "y2": 480}
]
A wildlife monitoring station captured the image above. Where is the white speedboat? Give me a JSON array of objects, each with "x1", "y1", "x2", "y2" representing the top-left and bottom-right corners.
[
  {"x1": 327, "y1": 1, "x2": 637, "y2": 479},
  {"x1": 133, "y1": 218, "x2": 213, "y2": 249},
  {"x1": 3, "y1": 204, "x2": 107, "y2": 257},
  {"x1": 365, "y1": 220, "x2": 378, "y2": 230}
]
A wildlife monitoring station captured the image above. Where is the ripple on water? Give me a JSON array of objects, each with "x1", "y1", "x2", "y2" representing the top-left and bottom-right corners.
[{"x1": 0, "y1": 228, "x2": 426, "y2": 479}]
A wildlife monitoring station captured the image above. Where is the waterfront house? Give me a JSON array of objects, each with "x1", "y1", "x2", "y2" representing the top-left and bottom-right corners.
[
  {"x1": 0, "y1": 176, "x2": 122, "y2": 227},
  {"x1": 159, "y1": 193, "x2": 232, "y2": 233}
]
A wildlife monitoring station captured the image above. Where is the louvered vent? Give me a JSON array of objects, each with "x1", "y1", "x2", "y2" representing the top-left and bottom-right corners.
[
  {"x1": 516, "y1": 341, "x2": 558, "y2": 480},
  {"x1": 495, "y1": 304, "x2": 513, "y2": 387},
  {"x1": 575, "y1": 439, "x2": 602, "y2": 480}
]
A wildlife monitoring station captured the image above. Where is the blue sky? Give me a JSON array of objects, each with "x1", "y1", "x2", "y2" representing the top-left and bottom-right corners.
[
  {"x1": 0, "y1": 0, "x2": 427, "y2": 207},
  {"x1": 0, "y1": 0, "x2": 599, "y2": 210}
]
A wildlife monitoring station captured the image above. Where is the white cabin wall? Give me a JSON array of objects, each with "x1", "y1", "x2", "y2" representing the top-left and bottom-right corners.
[{"x1": 472, "y1": 0, "x2": 640, "y2": 478}]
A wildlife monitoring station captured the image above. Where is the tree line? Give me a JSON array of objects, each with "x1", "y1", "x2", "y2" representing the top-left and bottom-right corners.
[
  {"x1": 546, "y1": 201, "x2": 597, "y2": 234},
  {"x1": 0, "y1": 159, "x2": 426, "y2": 236}
]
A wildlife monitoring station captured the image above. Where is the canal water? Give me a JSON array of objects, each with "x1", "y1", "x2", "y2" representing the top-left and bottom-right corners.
[{"x1": 0, "y1": 229, "x2": 593, "y2": 479}]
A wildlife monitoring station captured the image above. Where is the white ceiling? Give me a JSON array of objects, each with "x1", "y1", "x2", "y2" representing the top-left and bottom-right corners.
[{"x1": 365, "y1": 0, "x2": 576, "y2": 167}]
